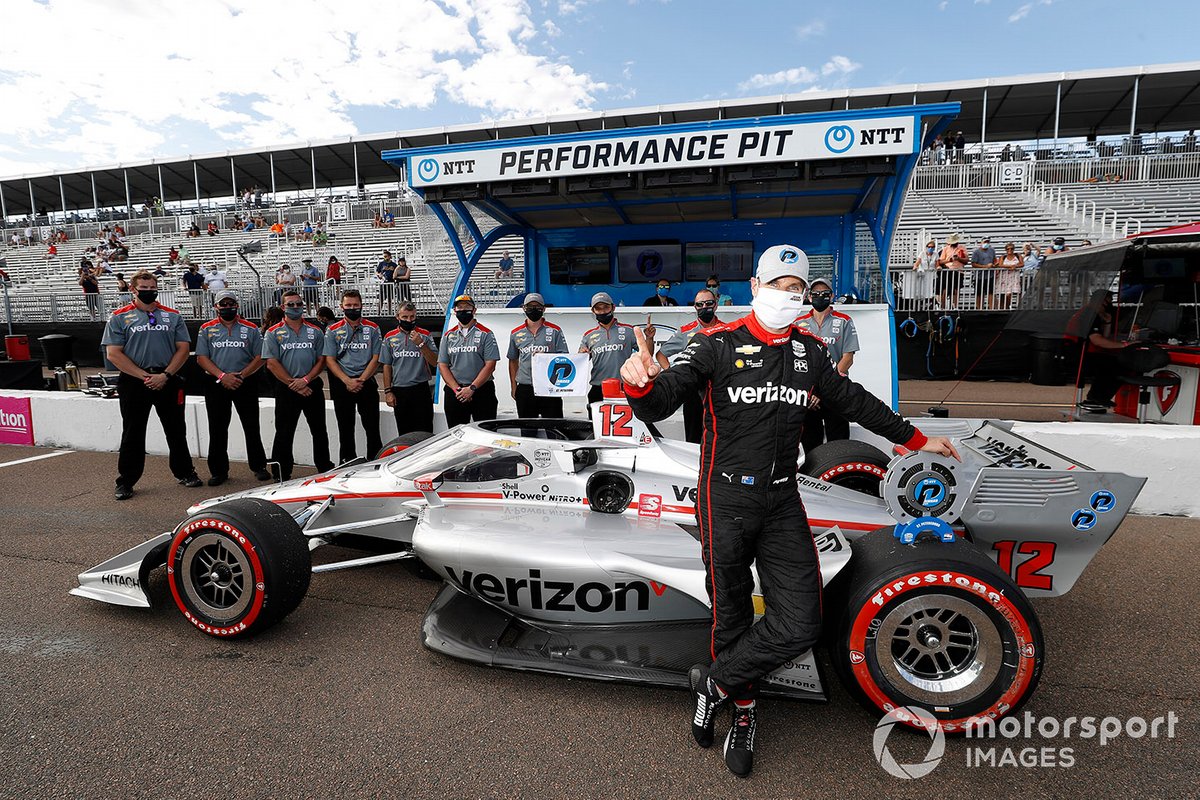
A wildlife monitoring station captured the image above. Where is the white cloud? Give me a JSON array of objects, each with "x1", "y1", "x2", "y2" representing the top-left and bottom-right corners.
[
  {"x1": 0, "y1": 0, "x2": 604, "y2": 176},
  {"x1": 1009, "y1": 0, "x2": 1051, "y2": 22},
  {"x1": 544, "y1": 19, "x2": 562, "y2": 36},
  {"x1": 795, "y1": 20, "x2": 826, "y2": 39},
  {"x1": 938, "y1": 1, "x2": 949, "y2": 10},
  {"x1": 739, "y1": 55, "x2": 860, "y2": 92}
]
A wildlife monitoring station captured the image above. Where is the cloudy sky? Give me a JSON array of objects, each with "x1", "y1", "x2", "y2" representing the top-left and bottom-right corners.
[{"x1": 0, "y1": 0, "x2": 1195, "y2": 178}]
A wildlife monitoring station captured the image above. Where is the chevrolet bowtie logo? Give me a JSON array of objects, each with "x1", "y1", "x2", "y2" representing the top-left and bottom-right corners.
[{"x1": 734, "y1": 345, "x2": 762, "y2": 355}]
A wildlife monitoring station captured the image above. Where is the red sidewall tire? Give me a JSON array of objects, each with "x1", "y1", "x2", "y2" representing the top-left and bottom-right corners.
[{"x1": 376, "y1": 431, "x2": 434, "y2": 460}]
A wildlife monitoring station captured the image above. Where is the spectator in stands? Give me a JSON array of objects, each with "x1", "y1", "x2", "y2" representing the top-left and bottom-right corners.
[
  {"x1": 494, "y1": 250, "x2": 514, "y2": 279},
  {"x1": 261, "y1": 305, "x2": 284, "y2": 332},
  {"x1": 316, "y1": 306, "x2": 336, "y2": 330},
  {"x1": 326, "y1": 255, "x2": 343, "y2": 287},
  {"x1": 1022, "y1": 242, "x2": 1043, "y2": 271},
  {"x1": 168, "y1": 245, "x2": 180, "y2": 265},
  {"x1": 115, "y1": 273, "x2": 131, "y2": 304},
  {"x1": 24, "y1": 224, "x2": 35, "y2": 245},
  {"x1": 45, "y1": 242, "x2": 57, "y2": 259},
  {"x1": 207, "y1": 221, "x2": 219, "y2": 237},
  {"x1": 300, "y1": 220, "x2": 313, "y2": 241},
  {"x1": 382, "y1": 210, "x2": 396, "y2": 228},
  {"x1": 313, "y1": 222, "x2": 328, "y2": 246},
  {"x1": 705, "y1": 276, "x2": 733, "y2": 306},
  {"x1": 8, "y1": 232, "x2": 21, "y2": 247},
  {"x1": 79, "y1": 263, "x2": 101, "y2": 320},
  {"x1": 953, "y1": 131, "x2": 966, "y2": 162},
  {"x1": 382, "y1": 302, "x2": 437, "y2": 435},
  {"x1": 937, "y1": 234, "x2": 969, "y2": 310},
  {"x1": 181, "y1": 263, "x2": 206, "y2": 317},
  {"x1": 970, "y1": 236, "x2": 999, "y2": 310},
  {"x1": 996, "y1": 242, "x2": 1023, "y2": 309},
  {"x1": 244, "y1": 217, "x2": 256, "y2": 232},
  {"x1": 644, "y1": 280, "x2": 678, "y2": 306},
  {"x1": 376, "y1": 249, "x2": 398, "y2": 314},
  {"x1": 372, "y1": 211, "x2": 383, "y2": 229},
  {"x1": 1049, "y1": 236, "x2": 1069, "y2": 254},
  {"x1": 395, "y1": 256, "x2": 411, "y2": 302},
  {"x1": 1079, "y1": 239, "x2": 1093, "y2": 247},
  {"x1": 187, "y1": 222, "x2": 201, "y2": 238},
  {"x1": 908, "y1": 239, "x2": 938, "y2": 310},
  {"x1": 300, "y1": 257, "x2": 322, "y2": 312},
  {"x1": 254, "y1": 187, "x2": 263, "y2": 208},
  {"x1": 269, "y1": 220, "x2": 285, "y2": 238},
  {"x1": 274, "y1": 263, "x2": 295, "y2": 305},
  {"x1": 1000, "y1": 143, "x2": 1013, "y2": 162},
  {"x1": 204, "y1": 265, "x2": 228, "y2": 301},
  {"x1": 232, "y1": 214, "x2": 245, "y2": 231},
  {"x1": 1183, "y1": 130, "x2": 1197, "y2": 153},
  {"x1": 242, "y1": 189, "x2": 252, "y2": 209},
  {"x1": 152, "y1": 264, "x2": 168, "y2": 279}
]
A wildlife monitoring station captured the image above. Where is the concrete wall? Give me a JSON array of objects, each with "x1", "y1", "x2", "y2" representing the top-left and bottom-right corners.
[{"x1": 2, "y1": 389, "x2": 1196, "y2": 517}]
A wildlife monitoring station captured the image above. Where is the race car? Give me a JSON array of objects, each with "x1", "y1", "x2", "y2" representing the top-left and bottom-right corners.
[{"x1": 71, "y1": 389, "x2": 1144, "y2": 732}]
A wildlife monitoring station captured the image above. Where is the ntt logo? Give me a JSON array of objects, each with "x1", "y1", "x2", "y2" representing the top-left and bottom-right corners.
[
  {"x1": 824, "y1": 125, "x2": 855, "y2": 154},
  {"x1": 416, "y1": 158, "x2": 440, "y2": 182}
]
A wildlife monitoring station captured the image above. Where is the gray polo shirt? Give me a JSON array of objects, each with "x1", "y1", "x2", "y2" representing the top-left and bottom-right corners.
[
  {"x1": 196, "y1": 317, "x2": 262, "y2": 374},
  {"x1": 321, "y1": 318, "x2": 382, "y2": 377},
  {"x1": 579, "y1": 321, "x2": 637, "y2": 385},
  {"x1": 437, "y1": 323, "x2": 500, "y2": 384},
  {"x1": 659, "y1": 318, "x2": 723, "y2": 360},
  {"x1": 507, "y1": 321, "x2": 568, "y2": 385},
  {"x1": 262, "y1": 320, "x2": 325, "y2": 378},
  {"x1": 795, "y1": 310, "x2": 860, "y2": 367},
  {"x1": 101, "y1": 302, "x2": 190, "y2": 369},
  {"x1": 381, "y1": 326, "x2": 435, "y2": 387}
]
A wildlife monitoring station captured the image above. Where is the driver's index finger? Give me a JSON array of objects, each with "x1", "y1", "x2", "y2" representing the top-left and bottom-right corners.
[{"x1": 633, "y1": 324, "x2": 649, "y2": 352}]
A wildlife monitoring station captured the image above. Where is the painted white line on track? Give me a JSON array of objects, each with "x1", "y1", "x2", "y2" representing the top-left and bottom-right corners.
[{"x1": 0, "y1": 450, "x2": 74, "y2": 468}]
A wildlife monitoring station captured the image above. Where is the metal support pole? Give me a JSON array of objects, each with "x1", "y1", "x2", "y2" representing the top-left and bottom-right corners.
[
  {"x1": 91, "y1": 173, "x2": 99, "y2": 219},
  {"x1": 194, "y1": 162, "x2": 200, "y2": 209},
  {"x1": 311, "y1": 149, "x2": 317, "y2": 200},
  {"x1": 1129, "y1": 75, "x2": 1140, "y2": 137},
  {"x1": 1053, "y1": 82, "x2": 1062, "y2": 148},
  {"x1": 123, "y1": 169, "x2": 131, "y2": 218},
  {"x1": 269, "y1": 152, "x2": 276, "y2": 200},
  {"x1": 58, "y1": 175, "x2": 67, "y2": 221},
  {"x1": 353, "y1": 143, "x2": 360, "y2": 195},
  {"x1": 28, "y1": 179, "x2": 36, "y2": 221},
  {"x1": 230, "y1": 157, "x2": 237, "y2": 205},
  {"x1": 980, "y1": 87, "x2": 988, "y2": 146},
  {"x1": 158, "y1": 165, "x2": 165, "y2": 208},
  {"x1": 1, "y1": 182, "x2": 9, "y2": 226}
]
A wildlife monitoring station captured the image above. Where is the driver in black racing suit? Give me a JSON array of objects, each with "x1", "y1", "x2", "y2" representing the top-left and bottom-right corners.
[{"x1": 620, "y1": 244, "x2": 959, "y2": 777}]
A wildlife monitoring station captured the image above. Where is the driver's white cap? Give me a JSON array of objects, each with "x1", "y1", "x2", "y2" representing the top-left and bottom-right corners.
[{"x1": 757, "y1": 245, "x2": 810, "y2": 286}]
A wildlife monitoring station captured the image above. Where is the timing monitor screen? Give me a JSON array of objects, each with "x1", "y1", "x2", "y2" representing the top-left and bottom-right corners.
[
  {"x1": 1140, "y1": 256, "x2": 1188, "y2": 280},
  {"x1": 616, "y1": 242, "x2": 683, "y2": 283},
  {"x1": 547, "y1": 245, "x2": 611, "y2": 284},
  {"x1": 685, "y1": 242, "x2": 755, "y2": 281}
]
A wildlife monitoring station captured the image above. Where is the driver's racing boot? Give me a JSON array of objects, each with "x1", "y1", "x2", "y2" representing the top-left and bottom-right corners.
[
  {"x1": 689, "y1": 663, "x2": 726, "y2": 748},
  {"x1": 723, "y1": 701, "x2": 757, "y2": 777}
]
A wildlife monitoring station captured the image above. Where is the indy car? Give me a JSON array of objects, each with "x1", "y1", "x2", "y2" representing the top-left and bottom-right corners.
[{"x1": 72, "y1": 388, "x2": 1144, "y2": 732}]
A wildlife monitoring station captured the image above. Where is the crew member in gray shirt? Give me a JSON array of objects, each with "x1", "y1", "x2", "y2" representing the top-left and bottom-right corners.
[
  {"x1": 263, "y1": 288, "x2": 333, "y2": 480},
  {"x1": 195, "y1": 290, "x2": 270, "y2": 485},
  {"x1": 507, "y1": 292, "x2": 568, "y2": 419},
  {"x1": 323, "y1": 289, "x2": 383, "y2": 463},
  {"x1": 579, "y1": 291, "x2": 640, "y2": 406},
  {"x1": 437, "y1": 294, "x2": 500, "y2": 426},
  {"x1": 796, "y1": 278, "x2": 860, "y2": 452},
  {"x1": 102, "y1": 269, "x2": 202, "y2": 500},
  {"x1": 382, "y1": 301, "x2": 437, "y2": 435}
]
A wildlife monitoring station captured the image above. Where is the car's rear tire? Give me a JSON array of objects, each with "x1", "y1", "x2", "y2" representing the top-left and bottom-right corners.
[
  {"x1": 376, "y1": 431, "x2": 433, "y2": 460},
  {"x1": 167, "y1": 498, "x2": 311, "y2": 638},
  {"x1": 802, "y1": 440, "x2": 890, "y2": 497},
  {"x1": 833, "y1": 529, "x2": 1044, "y2": 733}
]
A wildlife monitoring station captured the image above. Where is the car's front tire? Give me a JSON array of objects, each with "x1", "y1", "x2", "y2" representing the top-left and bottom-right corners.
[
  {"x1": 833, "y1": 529, "x2": 1044, "y2": 733},
  {"x1": 376, "y1": 431, "x2": 433, "y2": 460},
  {"x1": 167, "y1": 498, "x2": 311, "y2": 638}
]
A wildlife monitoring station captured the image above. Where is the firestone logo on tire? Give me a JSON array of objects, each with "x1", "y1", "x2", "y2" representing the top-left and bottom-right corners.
[{"x1": 874, "y1": 706, "x2": 946, "y2": 779}]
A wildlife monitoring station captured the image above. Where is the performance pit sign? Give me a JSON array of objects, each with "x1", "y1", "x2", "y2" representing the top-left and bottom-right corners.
[{"x1": 405, "y1": 116, "x2": 916, "y2": 188}]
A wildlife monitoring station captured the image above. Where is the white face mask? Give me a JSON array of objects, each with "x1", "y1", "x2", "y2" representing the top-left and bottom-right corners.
[{"x1": 751, "y1": 284, "x2": 807, "y2": 330}]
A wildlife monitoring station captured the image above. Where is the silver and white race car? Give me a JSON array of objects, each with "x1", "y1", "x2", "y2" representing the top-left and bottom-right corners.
[{"x1": 71, "y1": 395, "x2": 1144, "y2": 732}]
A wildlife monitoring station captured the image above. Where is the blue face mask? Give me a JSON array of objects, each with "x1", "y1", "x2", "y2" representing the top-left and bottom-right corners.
[{"x1": 656, "y1": 286, "x2": 669, "y2": 296}]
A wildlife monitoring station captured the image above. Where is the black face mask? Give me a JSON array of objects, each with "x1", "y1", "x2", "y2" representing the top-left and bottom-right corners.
[
  {"x1": 344, "y1": 308, "x2": 362, "y2": 321},
  {"x1": 525, "y1": 307, "x2": 544, "y2": 322},
  {"x1": 595, "y1": 312, "x2": 614, "y2": 325},
  {"x1": 218, "y1": 307, "x2": 238, "y2": 321},
  {"x1": 697, "y1": 307, "x2": 716, "y2": 324},
  {"x1": 810, "y1": 296, "x2": 832, "y2": 312},
  {"x1": 455, "y1": 310, "x2": 474, "y2": 325},
  {"x1": 397, "y1": 319, "x2": 416, "y2": 332},
  {"x1": 137, "y1": 289, "x2": 158, "y2": 305}
]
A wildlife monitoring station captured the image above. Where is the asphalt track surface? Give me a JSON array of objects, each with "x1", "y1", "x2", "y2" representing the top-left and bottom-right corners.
[{"x1": 1, "y1": 444, "x2": 1196, "y2": 799}]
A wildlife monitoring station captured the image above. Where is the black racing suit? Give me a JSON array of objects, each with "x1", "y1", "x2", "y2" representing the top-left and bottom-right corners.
[{"x1": 625, "y1": 312, "x2": 926, "y2": 698}]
